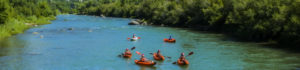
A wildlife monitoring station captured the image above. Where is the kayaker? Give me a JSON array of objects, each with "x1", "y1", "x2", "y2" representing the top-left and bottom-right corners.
[
  {"x1": 169, "y1": 35, "x2": 172, "y2": 40},
  {"x1": 140, "y1": 54, "x2": 148, "y2": 62},
  {"x1": 156, "y1": 50, "x2": 162, "y2": 57},
  {"x1": 179, "y1": 53, "x2": 186, "y2": 62},
  {"x1": 133, "y1": 34, "x2": 136, "y2": 38},
  {"x1": 124, "y1": 48, "x2": 131, "y2": 55},
  {"x1": 153, "y1": 49, "x2": 165, "y2": 60}
]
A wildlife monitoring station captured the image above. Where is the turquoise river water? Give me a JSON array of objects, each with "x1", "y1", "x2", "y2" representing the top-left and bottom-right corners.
[{"x1": 0, "y1": 15, "x2": 300, "y2": 70}]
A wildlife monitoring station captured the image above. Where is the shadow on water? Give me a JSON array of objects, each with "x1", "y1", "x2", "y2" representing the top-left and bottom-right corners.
[
  {"x1": 182, "y1": 27, "x2": 300, "y2": 53},
  {"x1": 182, "y1": 44, "x2": 195, "y2": 49},
  {"x1": 258, "y1": 42, "x2": 300, "y2": 53},
  {"x1": 136, "y1": 64, "x2": 157, "y2": 70},
  {"x1": 154, "y1": 60, "x2": 164, "y2": 65},
  {"x1": 121, "y1": 57, "x2": 132, "y2": 62},
  {"x1": 178, "y1": 65, "x2": 189, "y2": 70},
  {"x1": 0, "y1": 36, "x2": 27, "y2": 70}
]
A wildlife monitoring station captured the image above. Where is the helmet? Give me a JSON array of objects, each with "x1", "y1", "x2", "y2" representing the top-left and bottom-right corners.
[
  {"x1": 126, "y1": 48, "x2": 129, "y2": 51},
  {"x1": 181, "y1": 53, "x2": 184, "y2": 56},
  {"x1": 158, "y1": 49, "x2": 160, "y2": 52}
]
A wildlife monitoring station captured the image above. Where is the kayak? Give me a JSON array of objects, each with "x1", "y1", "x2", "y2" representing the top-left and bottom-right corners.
[
  {"x1": 164, "y1": 38, "x2": 176, "y2": 42},
  {"x1": 130, "y1": 38, "x2": 138, "y2": 41},
  {"x1": 177, "y1": 59, "x2": 189, "y2": 65},
  {"x1": 129, "y1": 37, "x2": 140, "y2": 41},
  {"x1": 153, "y1": 53, "x2": 165, "y2": 60},
  {"x1": 123, "y1": 54, "x2": 132, "y2": 58},
  {"x1": 134, "y1": 60, "x2": 156, "y2": 66}
]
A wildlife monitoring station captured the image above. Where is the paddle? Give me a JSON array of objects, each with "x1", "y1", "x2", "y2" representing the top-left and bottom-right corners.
[
  {"x1": 187, "y1": 52, "x2": 194, "y2": 57},
  {"x1": 127, "y1": 37, "x2": 141, "y2": 40},
  {"x1": 118, "y1": 47, "x2": 136, "y2": 57},
  {"x1": 118, "y1": 53, "x2": 124, "y2": 57},
  {"x1": 149, "y1": 53, "x2": 172, "y2": 59},
  {"x1": 136, "y1": 51, "x2": 141, "y2": 55},
  {"x1": 172, "y1": 52, "x2": 194, "y2": 64},
  {"x1": 131, "y1": 46, "x2": 136, "y2": 50}
]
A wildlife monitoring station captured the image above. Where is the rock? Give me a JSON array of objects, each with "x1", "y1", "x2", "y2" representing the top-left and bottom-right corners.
[
  {"x1": 40, "y1": 35, "x2": 44, "y2": 38},
  {"x1": 88, "y1": 29, "x2": 93, "y2": 32},
  {"x1": 33, "y1": 32, "x2": 39, "y2": 34},
  {"x1": 28, "y1": 52, "x2": 41, "y2": 55},
  {"x1": 128, "y1": 20, "x2": 140, "y2": 25},
  {"x1": 25, "y1": 23, "x2": 34, "y2": 26},
  {"x1": 101, "y1": 14, "x2": 106, "y2": 18},
  {"x1": 161, "y1": 24, "x2": 164, "y2": 27},
  {"x1": 141, "y1": 22, "x2": 148, "y2": 25},
  {"x1": 64, "y1": 19, "x2": 68, "y2": 21},
  {"x1": 68, "y1": 28, "x2": 73, "y2": 30}
]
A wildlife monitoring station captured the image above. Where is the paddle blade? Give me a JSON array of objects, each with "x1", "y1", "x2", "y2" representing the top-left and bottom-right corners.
[
  {"x1": 131, "y1": 47, "x2": 136, "y2": 50},
  {"x1": 167, "y1": 57, "x2": 171, "y2": 59},
  {"x1": 172, "y1": 62, "x2": 176, "y2": 64},
  {"x1": 188, "y1": 52, "x2": 194, "y2": 56},
  {"x1": 118, "y1": 53, "x2": 124, "y2": 57},
  {"x1": 127, "y1": 38, "x2": 130, "y2": 40},
  {"x1": 149, "y1": 53, "x2": 153, "y2": 54},
  {"x1": 138, "y1": 37, "x2": 141, "y2": 39},
  {"x1": 136, "y1": 51, "x2": 141, "y2": 55}
]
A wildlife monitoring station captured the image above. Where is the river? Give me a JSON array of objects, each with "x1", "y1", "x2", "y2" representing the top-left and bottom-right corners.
[{"x1": 0, "y1": 15, "x2": 300, "y2": 70}]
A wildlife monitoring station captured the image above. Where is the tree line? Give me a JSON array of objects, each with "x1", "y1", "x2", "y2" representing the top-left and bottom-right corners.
[
  {"x1": 62, "y1": 0, "x2": 300, "y2": 48},
  {"x1": 1, "y1": 0, "x2": 300, "y2": 48},
  {"x1": 0, "y1": 0, "x2": 57, "y2": 39}
]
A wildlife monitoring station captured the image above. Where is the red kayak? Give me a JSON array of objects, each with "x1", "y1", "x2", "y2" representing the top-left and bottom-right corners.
[
  {"x1": 164, "y1": 38, "x2": 176, "y2": 42},
  {"x1": 177, "y1": 59, "x2": 189, "y2": 65},
  {"x1": 123, "y1": 54, "x2": 132, "y2": 58},
  {"x1": 134, "y1": 60, "x2": 156, "y2": 66},
  {"x1": 153, "y1": 53, "x2": 165, "y2": 60}
]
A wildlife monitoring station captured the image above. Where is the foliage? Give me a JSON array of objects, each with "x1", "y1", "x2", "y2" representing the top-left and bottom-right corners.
[
  {"x1": 66, "y1": 0, "x2": 300, "y2": 48},
  {"x1": 1, "y1": 0, "x2": 300, "y2": 48},
  {"x1": 0, "y1": 0, "x2": 57, "y2": 39}
]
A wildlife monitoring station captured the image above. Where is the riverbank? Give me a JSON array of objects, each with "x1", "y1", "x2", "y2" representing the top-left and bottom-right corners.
[
  {"x1": 70, "y1": 0, "x2": 299, "y2": 49},
  {"x1": 0, "y1": 16, "x2": 56, "y2": 40},
  {"x1": 125, "y1": 18, "x2": 300, "y2": 52},
  {"x1": 1, "y1": 15, "x2": 300, "y2": 70},
  {"x1": 0, "y1": 0, "x2": 58, "y2": 40}
]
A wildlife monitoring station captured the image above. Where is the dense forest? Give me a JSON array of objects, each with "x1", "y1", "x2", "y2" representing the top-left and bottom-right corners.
[
  {"x1": 0, "y1": 0, "x2": 300, "y2": 48},
  {"x1": 0, "y1": 0, "x2": 57, "y2": 39}
]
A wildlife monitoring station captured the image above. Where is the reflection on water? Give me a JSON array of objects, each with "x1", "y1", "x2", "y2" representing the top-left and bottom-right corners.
[
  {"x1": 0, "y1": 15, "x2": 300, "y2": 70},
  {"x1": 138, "y1": 65, "x2": 157, "y2": 70},
  {"x1": 0, "y1": 36, "x2": 25, "y2": 56},
  {"x1": 0, "y1": 36, "x2": 26, "y2": 70}
]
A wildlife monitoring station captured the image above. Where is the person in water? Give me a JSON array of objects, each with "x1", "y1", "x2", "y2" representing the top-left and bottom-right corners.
[
  {"x1": 124, "y1": 48, "x2": 131, "y2": 55},
  {"x1": 140, "y1": 54, "x2": 148, "y2": 62}
]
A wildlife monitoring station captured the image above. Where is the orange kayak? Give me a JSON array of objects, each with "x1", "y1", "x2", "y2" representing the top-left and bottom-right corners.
[
  {"x1": 123, "y1": 54, "x2": 132, "y2": 58},
  {"x1": 164, "y1": 38, "x2": 176, "y2": 42},
  {"x1": 134, "y1": 60, "x2": 156, "y2": 66},
  {"x1": 177, "y1": 59, "x2": 189, "y2": 65},
  {"x1": 153, "y1": 53, "x2": 165, "y2": 60}
]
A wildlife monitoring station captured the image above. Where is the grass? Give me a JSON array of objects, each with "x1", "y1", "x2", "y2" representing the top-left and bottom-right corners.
[{"x1": 0, "y1": 16, "x2": 56, "y2": 39}]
